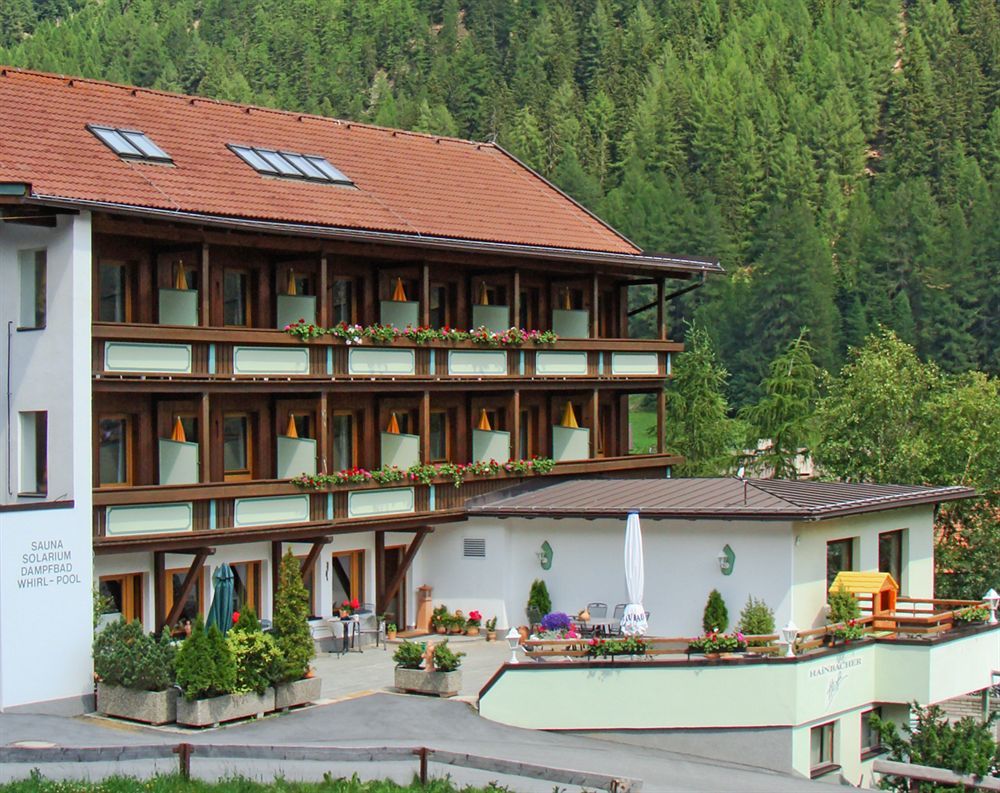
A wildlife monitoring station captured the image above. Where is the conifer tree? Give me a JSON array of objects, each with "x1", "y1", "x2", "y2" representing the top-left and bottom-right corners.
[{"x1": 272, "y1": 549, "x2": 314, "y2": 683}]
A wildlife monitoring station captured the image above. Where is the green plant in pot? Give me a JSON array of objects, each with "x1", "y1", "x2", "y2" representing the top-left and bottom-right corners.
[
  {"x1": 738, "y1": 596, "x2": 775, "y2": 647},
  {"x1": 227, "y1": 607, "x2": 283, "y2": 695},
  {"x1": 271, "y1": 549, "x2": 314, "y2": 683},
  {"x1": 527, "y1": 579, "x2": 551, "y2": 627},
  {"x1": 93, "y1": 620, "x2": 178, "y2": 725},
  {"x1": 392, "y1": 640, "x2": 426, "y2": 669},
  {"x1": 433, "y1": 641, "x2": 465, "y2": 672},
  {"x1": 431, "y1": 604, "x2": 449, "y2": 634},
  {"x1": 386, "y1": 622, "x2": 398, "y2": 640},
  {"x1": 485, "y1": 616, "x2": 498, "y2": 641},
  {"x1": 174, "y1": 616, "x2": 236, "y2": 702},
  {"x1": 702, "y1": 589, "x2": 729, "y2": 633}
]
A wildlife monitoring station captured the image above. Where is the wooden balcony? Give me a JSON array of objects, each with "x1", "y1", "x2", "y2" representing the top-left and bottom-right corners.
[
  {"x1": 92, "y1": 453, "x2": 680, "y2": 553},
  {"x1": 92, "y1": 323, "x2": 679, "y2": 391}
]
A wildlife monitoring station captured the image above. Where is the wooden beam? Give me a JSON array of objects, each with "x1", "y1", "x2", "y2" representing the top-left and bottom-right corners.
[
  {"x1": 318, "y1": 392, "x2": 329, "y2": 474},
  {"x1": 375, "y1": 530, "x2": 386, "y2": 613},
  {"x1": 656, "y1": 278, "x2": 666, "y2": 340},
  {"x1": 589, "y1": 389, "x2": 599, "y2": 456},
  {"x1": 199, "y1": 392, "x2": 211, "y2": 483},
  {"x1": 511, "y1": 268, "x2": 520, "y2": 326},
  {"x1": 199, "y1": 243, "x2": 210, "y2": 327},
  {"x1": 656, "y1": 387, "x2": 666, "y2": 454},
  {"x1": 419, "y1": 262, "x2": 430, "y2": 328},
  {"x1": 299, "y1": 537, "x2": 330, "y2": 585},
  {"x1": 318, "y1": 254, "x2": 329, "y2": 327},
  {"x1": 163, "y1": 547, "x2": 214, "y2": 631},
  {"x1": 153, "y1": 551, "x2": 166, "y2": 633},
  {"x1": 420, "y1": 391, "x2": 431, "y2": 465},
  {"x1": 271, "y1": 540, "x2": 282, "y2": 607},
  {"x1": 510, "y1": 389, "x2": 521, "y2": 460},
  {"x1": 381, "y1": 527, "x2": 431, "y2": 610},
  {"x1": 591, "y1": 273, "x2": 600, "y2": 338}
]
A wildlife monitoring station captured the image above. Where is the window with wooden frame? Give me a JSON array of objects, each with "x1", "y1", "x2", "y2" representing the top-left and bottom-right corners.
[
  {"x1": 519, "y1": 407, "x2": 537, "y2": 458},
  {"x1": 99, "y1": 573, "x2": 143, "y2": 623},
  {"x1": 428, "y1": 283, "x2": 451, "y2": 328},
  {"x1": 598, "y1": 288, "x2": 617, "y2": 338},
  {"x1": 330, "y1": 549, "x2": 365, "y2": 608},
  {"x1": 474, "y1": 282, "x2": 507, "y2": 307},
  {"x1": 19, "y1": 410, "x2": 47, "y2": 496},
  {"x1": 170, "y1": 259, "x2": 200, "y2": 292},
  {"x1": 98, "y1": 262, "x2": 132, "y2": 322},
  {"x1": 519, "y1": 287, "x2": 539, "y2": 329},
  {"x1": 428, "y1": 410, "x2": 451, "y2": 462},
  {"x1": 97, "y1": 415, "x2": 132, "y2": 487},
  {"x1": 331, "y1": 411, "x2": 357, "y2": 471},
  {"x1": 165, "y1": 567, "x2": 204, "y2": 623},
  {"x1": 223, "y1": 269, "x2": 251, "y2": 326},
  {"x1": 556, "y1": 286, "x2": 585, "y2": 311},
  {"x1": 386, "y1": 409, "x2": 417, "y2": 436},
  {"x1": 282, "y1": 269, "x2": 313, "y2": 297},
  {"x1": 878, "y1": 530, "x2": 904, "y2": 587},
  {"x1": 18, "y1": 249, "x2": 46, "y2": 330},
  {"x1": 860, "y1": 707, "x2": 884, "y2": 759},
  {"x1": 330, "y1": 278, "x2": 356, "y2": 325},
  {"x1": 809, "y1": 721, "x2": 838, "y2": 777},
  {"x1": 826, "y1": 538, "x2": 855, "y2": 590},
  {"x1": 231, "y1": 560, "x2": 262, "y2": 615},
  {"x1": 223, "y1": 413, "x2": 254, "y2": 481}
]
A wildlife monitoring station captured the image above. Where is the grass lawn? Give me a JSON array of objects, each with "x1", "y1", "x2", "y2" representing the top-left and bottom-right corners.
[{"x1": 2, "y1": 775, "x2": 512, "y2": 793}]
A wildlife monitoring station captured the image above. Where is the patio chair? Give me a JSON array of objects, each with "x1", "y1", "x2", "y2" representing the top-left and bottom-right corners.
[
  {"x1": 586, "y1": 602, "x2": 608, "y2": 619},
  {"x1": 609, "y1": 603, "x2": 626, "y2": 635},
  {"x1": 355, "y1": 602, "x2": 386, "y2": 651}
]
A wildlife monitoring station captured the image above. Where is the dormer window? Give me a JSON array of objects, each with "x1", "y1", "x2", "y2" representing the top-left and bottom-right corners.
[
  {"x1": 87, "y1": 125, "x2": 172, "y2": 163},
  {"x1": 228, "y1": 144, "x2": 353, "y2": 185}
]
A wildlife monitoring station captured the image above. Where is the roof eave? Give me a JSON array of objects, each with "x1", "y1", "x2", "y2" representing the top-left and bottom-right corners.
[{"x1": 23, "y1": 194, "x2": 724, "y2": 276}]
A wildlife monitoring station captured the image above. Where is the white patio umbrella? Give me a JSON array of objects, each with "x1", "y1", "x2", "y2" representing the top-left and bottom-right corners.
[{"x1": 621, "y1": 511, "x2": 648, "y2": 635}]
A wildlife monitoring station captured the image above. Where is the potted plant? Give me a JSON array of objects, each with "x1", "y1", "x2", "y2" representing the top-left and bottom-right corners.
[
  {"x1": 829, "y1": 619, "x2": 865, "y2": 645},
  {"x1": 449, "y1": 611, "x2": 465, "y2": 635},
  {"x1": 738, "y1": 596, "x2": 775, "y2": 650},
  {"x1": 174, "y1": 616, "x2": 270, "y2": 727},
  {"x1": 587, "y1": 635, "x2": 648, "y2": 660},
  {"x1": 702, "y1": 589, "x2": 729, "y2": 633},
  {"x1": 466, "y1": 610, "x2": 482, "y2": 636},
  {"x1": 339, "y1": 597, "x2": 360, "y2": 619},
  {"x1": 393, "y1": 640, "x2": 465, "y2": 697},
  {"x1": 431, "y1": 604, "x2": 449, "y2": 635},
  {"x1": 687, "y1": 631, "x2": 747, "y2": 658},
  {"x1": 526, "y1": 579, "x2": 551, "y2": 627},
  {"x1": 485, "y1": 616, "x2": 498, "y2": 641},
  {"x1": 956, "y1": 605, "x2": 990, "y2": 625},
  {"x1": 386, "y1": 622, "x2": 398, "y2": 641},
  {"x1": 271, "y1": 550, "x2": 322, "y2": 710},
  {"x1": 94, "y1": 619, "x2": 178, "y2": 725}
]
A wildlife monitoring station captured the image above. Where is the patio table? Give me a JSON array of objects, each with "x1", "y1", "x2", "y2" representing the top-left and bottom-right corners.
[{"x1": 580, "y1": 617, "x2": 618, "y2": 636}]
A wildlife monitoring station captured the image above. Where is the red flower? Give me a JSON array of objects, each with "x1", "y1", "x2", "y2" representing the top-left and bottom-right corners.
[
  {"x1": 350, "y1": 598, "x2": 360, "y2": 610},
  {"x1": 232, "y1": 611, "x2": 240, "y2": 623}
]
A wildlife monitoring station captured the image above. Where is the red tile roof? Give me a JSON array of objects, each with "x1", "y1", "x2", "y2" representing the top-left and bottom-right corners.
[{"x1": 0, "y1": 67, "x2": 645, "y2": 256}]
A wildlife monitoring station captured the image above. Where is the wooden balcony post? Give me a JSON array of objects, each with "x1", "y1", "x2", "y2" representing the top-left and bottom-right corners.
[
  {"x1": 589, "y1": 389, "x2": 599, "y2": 457},
  {"x1": 420, "y1": 262, "x2": 430, "y2": 328},
  {"x1": 511, "y1": 390, "x2": 521, "y2": 460},
  {"x1": 318, "y1": 254, "x2": 330, "y2": 327},
  {"x1": 657, "y1": 278, "x2": 667, "y2": 340},
  {"x1": 199, "y1": 392, "x2": 211, "y2": 483},
  {"x1": 375, "y1": 531, "x2": 387, "y2": 613},
  {"x1": 199, "y1": 242, "x2": 210, "y2": 327},
  {"x1": 591, "y1": 273, "x2": 599, "y2": 338},
  {"x1": 420, "y1": 391, "x2": 431, "y2": 464},
  {"x1": 511, "y1": 269, "x2": 520, "y2": 327},
  {"x1": 318, "y1": 392, "x2": 329, "y2": 474},
  {"x1": 656, "y1": 387, "x2": 666, "y2": 454},
  {"x1": 153, "y1": 550, "x2": 166, "y2": 633}
]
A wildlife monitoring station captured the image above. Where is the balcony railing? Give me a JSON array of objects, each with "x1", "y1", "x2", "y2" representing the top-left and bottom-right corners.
[{"x1": 92, "y1": 323, "x2": 678, "y2": 382}]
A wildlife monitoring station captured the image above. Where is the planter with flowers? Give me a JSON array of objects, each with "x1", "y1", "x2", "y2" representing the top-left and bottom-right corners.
[
  {"x1": 827, "y1": 619, "x2": 866, "y2": 646},
  {"x1": 586, "y1": 635, "x2": 648, "y2": 660},
  {"x1": 393, "y1": 640, "x2": 464, "y2": 697},
  {"x1": 338, "y1": 597, "x2": 361, "y2": 619},
  {"x1": 687, "y1": 631, "x2": 748, "y2": 658},
  {"x1": 955, "y1": 605, "x2": 990, "y2": 625},
  {"x1": 465, "y1": 610, "x2": 483, "y2": 636}
]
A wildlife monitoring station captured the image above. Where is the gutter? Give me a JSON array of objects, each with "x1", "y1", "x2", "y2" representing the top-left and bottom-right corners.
[{"x1": 22, "y1": 194, "x2": 724, "y2": 276}]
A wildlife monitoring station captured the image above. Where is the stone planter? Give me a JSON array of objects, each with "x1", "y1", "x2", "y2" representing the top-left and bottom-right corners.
[
  {"x1": 274, "y1": 676, "x2": 322, "y2": 711},
  {"x1": 394, "y1": 667, "x2": 462, "y2": 698},
  {"x1": 97, "y1": 682, "x2": 178, "y2": 725},
  {"x1": 176, "y1": 688, "x2": 275, "y2": 728},
  {"x1": 466, "y1": 626, "x2": 480, "y2": 636}
]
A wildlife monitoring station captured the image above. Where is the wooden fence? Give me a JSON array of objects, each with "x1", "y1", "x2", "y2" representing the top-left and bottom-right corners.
[
  {"x1": 873, "y1": 759, "x2": 1000, "y2": 791},
  {"x1": 0, "y1": 743, "x2": 641, "y2": 793}
]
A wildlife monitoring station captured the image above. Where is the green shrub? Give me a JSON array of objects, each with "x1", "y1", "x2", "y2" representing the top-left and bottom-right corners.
[
  {"x1": 702, "y1": 589, "x2": 729, "y2": 633},
  {"x1": 227, "y1": 629, "x2": 282, "y2": 694},
  {"x1": 232, "y1": 607, "x2": 261, "y2": 633},
  {"x1": 738, "y1": 596, "x2": 775, "y2": 643},
  {"x1": 432, "y1": 641, "x2": 465, "y2": 672},
  {"x1": 93, "y1": 620, "x2": 175, "y2": 691},
  {"x1": 392, "y1": 640, "x2": 426, "y2": 669},
  {"x1": 430, "y1": 604, "x2": 449, "y2": 629},
  {"x1": 271, "y1": 549, "x2": 315, "y2": 683},
  {"x1": 527, "y1": 579, "x2": 551, "y2": 617},
  {"x1": 828, "y1": 584, "x2": 861, "y2": 624},
  {"x1": 174, "y1": 617, "x2": 236, "y2": 701}
]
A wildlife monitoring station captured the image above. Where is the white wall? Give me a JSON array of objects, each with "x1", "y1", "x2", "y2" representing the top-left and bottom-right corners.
[
  {"x1": 0, "y1": 213, "x2": 94, "y2": 712},
  {"x1": 414, "y1": 516, "x2": 795, "y2": 635},
  {"x1": 791, "y1": 506, "x2": 934, "y2": 629}
]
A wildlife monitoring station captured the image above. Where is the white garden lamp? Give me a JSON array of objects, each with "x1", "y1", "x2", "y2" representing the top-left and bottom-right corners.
[
  {"x1": 780, "y1": 620, "x2": 798, "y2": 658},
  {"x1": 505, "y1": 627, "x2": 521, "y2": 664},
  {"x1": 984, "y1": 588, "x2": 1000, "y2": 625}
]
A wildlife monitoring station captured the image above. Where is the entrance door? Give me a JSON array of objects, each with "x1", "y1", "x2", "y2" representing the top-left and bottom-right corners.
[
  {"x1": 383, "y1": 546, "x2": 406, "y2": 628},
  {"x1": 331, "y1": 550, "x2": 364, "y2": 611}
]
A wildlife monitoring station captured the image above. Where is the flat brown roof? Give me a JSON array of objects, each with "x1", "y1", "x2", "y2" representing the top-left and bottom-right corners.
[{"x1": 467, "y1": 478, "x2": 976, "y2": 521}]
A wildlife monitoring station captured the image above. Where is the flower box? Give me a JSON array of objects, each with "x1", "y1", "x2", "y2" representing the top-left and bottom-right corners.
[
  {"x1": 274, "y1": 676, "x2": 322, "y2": 710},
  {"x1": 394, "y1": 668, "x2": 462, "y2": 698},
  {"x1": 175, "y1": 688, "x2": 275, "y2": 728},
  {"x1": 97, "y1": 683, "x2": 178, "y2": 725}
]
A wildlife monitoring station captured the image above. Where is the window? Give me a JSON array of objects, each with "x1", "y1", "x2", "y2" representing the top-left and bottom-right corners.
[
  {"x1": 879, "y1": 531, "x2": 903, "y2": 585},
  {"x1": 98, "y1": 263, "x2": 130, "y2": 322},
  {"x1": 826, "y1": 538, "x2": 855, "y2": 590},
  {"x1": 860, "y1": 707, "x2": 884, "y2": 758},
  {"x1": 165, "y1": 567, "x2": 204, "y2": 625},
  {"x1": 231, "y1": 561, "x2": 262, "y2": 615},
  {"x1": 98, "y1": 416, "x2": 131, "y2": 486},
  {"x1": 330, "y1": 550, "x2": 364, "y2": 609},
  {"x1": 428, "y1": 284, "x2": 449, "y2": 328},
  {"x1": 330, "y1": 279, "x2": 354, "y2": 324},
  {"x1": 229, "y1": 145, "x2": 353, "y2": 185},
  {"x1": 223, "y1": 414, "x2": 253, "y2": 481},
  {"x1": 223, "y1": 270, "x2": 250, "y2": 326},
  {"x1": 19, "y1": 411, "x2": 47, "y2": 495},
  {"x1": 18, "y1": 249, "x2": 46, "y2": 329},
  {"x1": 99, "y1": 573, "x2": 143, "y2": 623},
  {"x1": 810, "y1": 722, "x2": 837, "y2": 776},
  {"x1": 88, "y1": 125, "x2": 172, "y2": 163},
  {"x1": 429, "y1": 411, "x2": 449, "y2": 462},
  {"x1": 331, "y1": 412, "x2": 356, "y2": 471}
]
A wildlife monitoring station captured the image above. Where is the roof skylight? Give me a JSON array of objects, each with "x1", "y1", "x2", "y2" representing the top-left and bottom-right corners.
[
  {"x1": 229, "y1": 144, "x2": 353, "y2": 185},
  {"x1": 87, "y1": 125, "x2": 171, "y2": 163}
]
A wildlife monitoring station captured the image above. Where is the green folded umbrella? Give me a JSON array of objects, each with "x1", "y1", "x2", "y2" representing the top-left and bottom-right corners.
[{"x1": 207, "y1": 563, "x2": 236, "y2": 635}]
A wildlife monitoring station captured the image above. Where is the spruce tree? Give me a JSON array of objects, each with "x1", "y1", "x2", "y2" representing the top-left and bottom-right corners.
[{"x1": 272, "y1": 549, "x2": 314, "y2": 683}]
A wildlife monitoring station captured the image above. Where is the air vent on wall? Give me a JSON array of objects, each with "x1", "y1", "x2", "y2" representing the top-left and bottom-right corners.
[{"x1": 463, "y1": 538, "x2": 486, "y2": 558}]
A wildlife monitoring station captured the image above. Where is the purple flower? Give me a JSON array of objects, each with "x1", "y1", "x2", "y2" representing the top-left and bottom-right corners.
[{"x1": 540, "y1": 612, "x2": 573, "y2": 631}]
